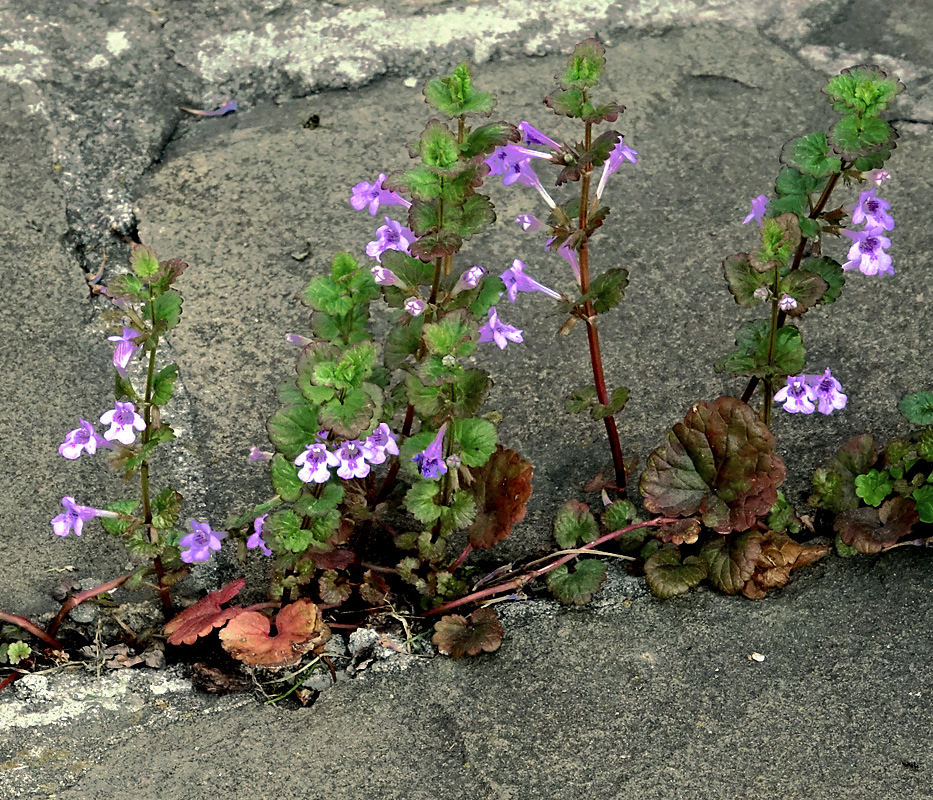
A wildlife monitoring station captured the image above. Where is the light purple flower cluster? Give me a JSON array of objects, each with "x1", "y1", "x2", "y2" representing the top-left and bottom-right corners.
[
  {"x1": 59, "y1": 400, "x2": 146, "y2": 460},
  {"x1": 294, "y1": 423, "x2": 399, "y2": 484},
  {"x1": 179, "y1": 520, "x2": 227, "y2": 563},
  {"x1": 841, "y1": 187, "x2": 894, "y2": 276},
  {"x1": 773, "y1": 369, "x2": 847, "y2": 415}
]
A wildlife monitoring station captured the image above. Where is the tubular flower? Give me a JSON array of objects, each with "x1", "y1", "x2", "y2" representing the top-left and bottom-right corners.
[
  {"x1": 350, "y1": 173, "x2": 410, "y2": 215},
  {"x1": 805, "y1": 368, "x2": 847, "y2": 415},
  {"x1": 515, "y1": 214, "x2": 542, "y2": 232},
  {"x1": 365, "y1": 217, "x2": 416, "y2": 262},
  {"x1": 451, "y1": 265, "x2": 486, "y2": 296},
  {"x1": 773, "y1": 376, "x2": 816, "y2": 414},
  {"x1": 742, "y1": 194, "x2": 769, "y2": 227},
  {"x1": 59, "y1": 418, "x2": 108, "y2": 460},
  {"x1": 100, "y1": 401, "x2": 146, "y2": 445},
  {"x1": 107, "y1": 327, "x2": 141, "y2": 376},
  {"x1": 412, "y1": 423, "x2": 448, "y2": 480},
  {"x1": 51, "y1": 497, "x2": 116, "y2": 537},
  {"x1": 594, "y1": 136, "x2": 638, "y2": 201},
  {"x1": 841, "y1": 228, "x2": 893, "y2": 276},
  {"x1": 294, "y1": 442, "x2": 340, "y2": 484},
  {"x1": 850, "y1": 189, "x2": 894, "y2": 231},
  {"x1": 247, "y1": 515, "x2": 273, "y2": 556},
  {"x1": 501, "y1": 259, "x2": 561, "y2": 303},
  {"x1": 371, "y1": 265, "x2": 406, "y2": 288},
  {"x1": 778, "y1": 294, "x2": 798, "y2": 311},
  {"x1": 180, "y1": 520, "x2": 226, "y2": 563},
  {"x1": 361, "y1": 423, "x2": 399, "y2": 465},
  {"x1": 518, "y1": 121, "x2": 561, "y2": 150},
  {"x1": 478, "y1": 306, "x2": 523, "y2": 350}
]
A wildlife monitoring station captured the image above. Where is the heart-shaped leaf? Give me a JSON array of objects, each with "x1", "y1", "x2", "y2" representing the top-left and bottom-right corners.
[
  {"x1": 834, "y1": 496, "x2": 919, "y2": 554},
  {"x1": 219, "y1": 598, "x2": 330, "y2": 668},
  {"x1": 808, "y1": 434, "x2": 880, "y2": 513},
  {"x1": 644, "y1": 547, "x2": 706, "y2": 599},
  {"x1": 546, "y1": 559, "x2": 608, "y2": 605},
  {"x1": 432, "y1": 607, "x2": 504, "y2": 658},
  {"x1": 466, "y1": 446, "x2": 533, "y2": 549},
  {"x1": 553, "y1": 499, "x2": 599, "y2": 549},
  {"x1": 701, "y1": 531, "x2": 763, "y2": 594},
  {"x1": 163, "y1": 578, "x2": 246, "y2": 646}
]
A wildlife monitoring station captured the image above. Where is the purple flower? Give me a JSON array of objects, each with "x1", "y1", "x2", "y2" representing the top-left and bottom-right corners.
[
  {"x1": 371, "y1": 265, "x2": 406, "y2": 288},
  {"x1": 59, "y1": 418, "x2": 107, "y2": 460},
  {"x1": 247, "y1": 515, "x2": 273, "y2": 556},
  {"x1": 773, "y1": 376, "x2": 816, "y2": 414},
  {"x1": 179, "y1": 520, "x2": 226, "y2": 563},
  {"x1": 778, "y1": 293, "x2": 798, "y2": 311},
  {"x1": 742, "y1": 194, "x2": 769, "y2": 227},
  {"x1": 365, "y1": 217, "x2": 416, "y2": 263},
  {"x1": 412, "y1": 423, "x2": 448, "y2": 480},
  {"x1": 805, "y1": 368, "x2": 847, "y2": 415},
  {"x1": 335, "y1": 440, "x2": 370, "y2": 479},
  {"x1": 850, "y1": 189, "x2": 894, "y2": 231},
  {"x1": 594, "y1": 136, "x2": 638, "y2": 200},
  {"x1": 556, "y1": 240, "x2": 581, "y2": 285},
  {"x1": 486, "y1": 146, "x2": 558, "y2": 209},
  {"x1": 518, "y1": 121, "x2": 561, "y2": 150},
  {"x1": 350, "y1": 173, "x2": 410, "y2": 215},
  {"x1": 51, "y1": 496, "x2": 115, "y2": 538},
  {"x1": 107, "y1": 327, "x2": 141, "y2": 376},
  {"x1": 285, "y1": 333, "x2": 313, "y2": 347},
  {"x1": 501, "y1": 259, "x2": 561, "y2": 303},
  {"x1": 867, "y1": 169, "x2": 891, "y2": 186},
  {"x1": 248, "y1": 446, "x2": 273, "y2": 462},
  {"x1": 405, "y1": 297, "x2": 427, "y2": 317},
  {"x1": 478, "y1": 306, "x2": 524, "y2": 350},
  {"x1": 841, "y1": 228, "x2": 893, "y2": 276},
  {"x1": 753, "y1": 286, "x2": 770, "y2": 302},
  {"x1": 361, "y1": 423, "x2": 400, "y2": 465},
  {"x1": 515, "y1": 214, "x2": 542, "y2": 231},
  {"x1": 294, "y1": 442, "x2": 340, "y2": 484},
  {"x1": 100, "y1": 401, "x2": 145, "y2": 445},
  {"x1": 452, "y1": 265, "x2": 485, "y2": 295}
]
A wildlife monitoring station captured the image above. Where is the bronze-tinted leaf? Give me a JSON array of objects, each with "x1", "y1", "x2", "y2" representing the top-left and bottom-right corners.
[
  {"x1": 741, "y1": 531, "x2": 830, "y2": 599},
  {"x1": 219, "y1": 599, "x2": 330, "y2": 668},
  {"x1": 359, "y1": 569, "x2": 392, "y2": 607},
  {"x1": 655, "y1": 518, "x2": 701, "y2": 546},
  {"x1": 466, "y1": 446, "x2": 533, "y2": 549},
  {"x1": 834, "y1": 496, "x2": 919, "y2": 554},
  {"x1": 644, "y1": 547, "x2": 707, "y2": 599},
  {"x1": 701, "y1": 532, "x2": 763, "y2": 595},
  {"x1": 163, "y1": 578, "x2": 246, "y2": 646},
  {"x1": 808, "y1": 434, "x2": 881, "y2": 513},
  {"x1": 318, "y1": 570, "x2": 352, "y2": 605},
  {"x1": 432, "y1": 607, "x2": 504, "y2": 658},
  {"x1": 640, "y1": 396, "x2": 785, "y2": 533}
]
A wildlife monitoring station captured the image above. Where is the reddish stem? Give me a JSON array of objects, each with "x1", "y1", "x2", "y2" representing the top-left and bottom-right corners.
[
  {"x1": 47, "y1": 574, "x2": 131, "y2": 638},
  {"x1": 448, "y1": 543, "x2": 473, "y2": 572},
  {"x1": 0, "y1": 611, "x2": 64, "y2": 651}
]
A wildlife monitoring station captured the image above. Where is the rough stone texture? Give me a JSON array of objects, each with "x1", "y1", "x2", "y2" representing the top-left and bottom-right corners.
[{"x1": 1, "y1": 0, "x2": 932, "y2": 797}]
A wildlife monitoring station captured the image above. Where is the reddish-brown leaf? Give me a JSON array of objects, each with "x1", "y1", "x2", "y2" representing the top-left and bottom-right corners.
[
  {"x1": 466, "y1": 446, "x2": 533, "y2": 549},
  {"x1": 218, "y1": 598, "x2": 330, "y2": 668},
  {"x1": 359, "y1": 569, "x2": 392, "y2": 607},
  {"x1": 655, "y1": 518, "x2": 701, "y2": 546},
  {"x1": 432, "y1": 607, "x2": 504, "y2": 658},
  {"x1": 834, "y1": 496, "x2": 919, "y2": 554},
  {"x1": 741, "y1": 531, "x2": 830, "y2": 599},
  {"x1": 163, "y1": 578, "x2": 247, "y2": 646}
]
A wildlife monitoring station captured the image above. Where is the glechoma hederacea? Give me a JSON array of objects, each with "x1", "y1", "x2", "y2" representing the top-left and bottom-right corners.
[{"x1": 2, "y1": 48, "x2": 927, "y2": 689}]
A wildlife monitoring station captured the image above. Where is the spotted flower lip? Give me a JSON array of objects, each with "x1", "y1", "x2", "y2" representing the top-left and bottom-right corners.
[
  {"x1": 361, "y1": 422, "x2": 399, "y2": 465},
  {"x1": 404, "y1": 297, "x2": 428, "y2": 317},
  {"x1": 51, "y1": 496, "x2": 115, "y2": 537},
  {"x1": 773, "y1": 376, "x2": 816, "y2": 414},
  {"x1": 179, "y1": 520, "x2": 226, "y2": 563},
  {"x1": 412, "y1": 423, "x2": 448, "y2": 479},
  {"x1": 365, "y1": 216, "x2": 416, "y2": 263},
  {"x1": 478, "y1": 306, "x2": 523, "y2": 350},
  {"x1": 501, "y1": 259, "x2": 561, "y2": 303},
  {"x1": 100, "y1": 401, "x2": 146, "y2": 445},
  {"x1": 841, "y1": 228, "x2": 893, "y2": 276},
  {"x1": 107, "y1": 327, "x2": 141, "y2": 376},
  {"x1": 294, "y1": 442, "x2": 340, "y2": 484},
  {"x1": 850, "y1": 189, "x2": 894, "y2": 231},
  {"x1": 350, "y1": 173, "x2": 410, "y2": 215},
  {"x1": 335, "y1": 440, "x2": 371, "y2": 479},
  {"x1": 805, "y1": 368, "x2": 847, "y2": 414},
  {"x1": 59, "y1": 418, "x2": 108, "y2": 460}
]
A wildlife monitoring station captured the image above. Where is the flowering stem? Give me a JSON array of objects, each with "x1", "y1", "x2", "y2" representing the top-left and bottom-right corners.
[
  {"x1": 577, "y1": 119, "x2": 627, "y2": 491},
  {"x1": 0, "y1": 611, "x2": 64, "y2": 651},
  {"x1": 740, "y1": 167, "x2": 846, "y2": 412},
  {"x1": 423, "y1": 517, "x2": 674, "y2": 616}
]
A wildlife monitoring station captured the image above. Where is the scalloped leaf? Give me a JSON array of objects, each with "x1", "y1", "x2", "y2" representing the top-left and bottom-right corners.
[
  {"x1": 461, "y1": 122, "x2": 520, "y2": 159},
  {"x1": 546, "y1": 559, "x2": 607, "y2": 605},
  {"x1": 715, "y1": 319, "x2": 805, "y2": 380},
  {"x1": 774, "y1": 168, "x2": 823, "y2": 198},
  {"x1": 271, "y1": 454, "x2": 303, "y2": 503},
  {"x1": 267, "y1": 403, "x2": 321, "y2": 461},
  {"x1": 556, "y1": 130, "x2": 621, "y2": 185},
  {"x1": 741, "y1": 531, "x2": 830, "y2": 599},
  {"x1": 163, "y1": 578, "x2": 246, "y2": 646},
  {"x1": 219, "y1": 599, "x2": 330, "y2": 668},
  {"x1": 432, "y1": 607, "x2": 503, "y2": 658},
  {"x1": 798, "y1": 256, "x2": 845, "y2": 304},
  {"x1": 780, "y1": 131, "x2": 841, "y2": 178},
  {"x1": 452, "y1": 417, "x2": 497, "y2": 467},
  {"x1": 829, "y1": 115, "x2": 894, "y2": 160},
  {"x1": 701, "y1": 532, "x2": 763, "y2": 595},
  {"x1": 151, "y1": 364, "x2": 178, "y2": 406},
  {"x1": 423, "y1": 61, "x2": 495, "y2": 118},
  {"x1": 913, "y1": 484, "x2": 933, "y2": 524},
  {"x1": 824, "y1": 65, "x2": 905, "y2": 117},
  {"x1": 553, "y1": 499, "x2": 599, "y2": 549},
  {"x1": 854, "y1": 469, "x2": 894, "y2": 507},
  {"x1": 654, "y1": 517, "x2": 701, "y2": 546},
  {"x1": 723, "y1": 253, "x2": 770, "y2": 308},
  {"x1": 834, "y1": 496, "x2": 919, "y2": 554},
  {"x1": 466, "y1": 446, "x2": 533, "y2": 550},
  {"x1": 131, "y1": 245, "x2": 160, "y2": 279},
  {"x1": 586, "y1": 267, "x2": 628, "y2": 314},
  {"x1": 808, "y1": 434, "x2": 880, "y2": 513},
  {"x1": 899, "y1": 391, "x2": 933, "y2": 425},
  {"x1": 318, "y1": 570, "x2": 352, "y2": 605},
  {"x1": 779, "y1": 269, "x2": 829, "y2": 315},
  {"x1": 640, "y1": 396, "x2": 786, "y2": 533},
  {"x1": 644, "y1": 547, "x2": 706, "y2": 599}
]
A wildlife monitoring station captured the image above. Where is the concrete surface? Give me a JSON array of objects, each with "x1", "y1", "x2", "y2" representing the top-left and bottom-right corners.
[{"x1": 1, "y1": 0, "x2": 931, "y2": 797}]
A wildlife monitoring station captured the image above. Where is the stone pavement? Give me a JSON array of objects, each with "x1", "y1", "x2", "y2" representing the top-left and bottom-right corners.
[{"x1": 1, "y1": 1, "x2": 931, "y2": 797}]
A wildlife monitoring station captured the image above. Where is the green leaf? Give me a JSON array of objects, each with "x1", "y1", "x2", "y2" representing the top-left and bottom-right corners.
[
  {"x1": 700, "y1": 532, "x2": 763, "y2": 595},
  {"x1": 439, "y1": 490, "x2": 477, "y2": 534},
  {"x1": 131, "y1": 245, "x2": 160, "y2": 278},
  {"x1": 293, "y1": 483, "x2": 344, "y2": 517},
  {"x1": 544, "y1": 87, "x2": 585, "y2": 118},
  {"x1": 415, "y1": 120, "x2": 459, "y2": 170},
  {"x1": 304, "y1": 275, "x2": 349, "y2": 317},
  {"x1": 6, "y1": 641, "x2": 32, "y2": 665},
  {"x1": 384, "y1": 316, "x2": 423, "y2": 369},
  {"x1": 114, "y1": 372, "x2": 138, "y2": 402},
  {"x1": 319, "y1": 387, "x2": 375, "y2": 439},
  {"x1": 807, "y1": 434, "x2": 880, "y2": 512},
  {"x1": 553, "y1": 499, "x2": 599, "y2": 549},
  {"x1": 780, "y1": 131, "x2": 841, "y2": 178},
  {"x1": 829, "y1": 115, "x2": 893, "y2": 159},
  {"x1": 99, "y1": 499, "x2": 140, "y2": 535},
  {"x1": 644, "y1": 548, "x2": 707, "y2": 599},
  {"x1": 716, "y1": 320, "x2": 806, "y2": 380},
  {"x1": 105, "y1": 273, "x2": 146, "y2": 301},
  {"x1": 587, "y1": 267, "x2": 628, "y2": 314},
  {"x1": 602, "y1": 500, "x2": 637, "y2": 533},
  {"x1": 855, "y1": 469, "x2": 894, "y2": 507},
  {"x1": 799, "y1": 217, "x2": 821, "y2": 239},
  {"x1": 560, "y1": 38, "x2": 606, "y2": 90},
  {"x1": 452, "y1": 417, "x2": 497, "y2": 467},
  {"x1": 423, "y1": 61, "x2": 495, "y2": 117},
  {"x1": 853, "y1": 146, "x2": 892, "y2": 172},
  {"x1": 461, "y1": 122, "x2": 519, "y2": 159},
  {"x1": 267, "y1": 403, "x2": 321, "y2": 461},
  {"x1": 774, "y1": 168, "x2": 822, "y2": 198},
  {"x1": 913, "y1": 484, "x2": 933, "y2": 524},
  {"x1": 566, "y1": 385, "x2": 598, "y2": 414},
  {"x1": 423, "y1": 310, "x2": 476, "y2": 357},
  {"x1": 151, "y1": 364, "x2": 178, "y2": 406},
  {"x1": 639, "y1": 396, "x2": 786, "y2": 534},
  {"x1": 556, "y1": 130, "x2": 621, "y2": 185},
  {"x1": 151, "y1": 487, "x2": 182, "y2": 531},
  {"x1": 779, "y1": 269, "x2": 830, "y2": 315},
  {"x1": 147, "y1": 290, "x2": 183, "y2": 332},
  {"x1": 546, "y1": 559, "x2": 607, "y2": 605},
  {"x1": 123, "y1": 426, "x2": 176, "y2": 476},
  {"x1": 451, "y1": 369, "x2": 490, "y2": 417},
  {"x1": 824, "y1": 65, "x2": 905, "y2": 117},
  {"x1": 766, "y1": 194, "x2": 806, "y2": 218},
  {"x1": 798, "y1": 256, "x2": 845, "y2": 304},
  {"x1": 410, "y1": 228, "x2": 464, "y2": 261},
  {"x1": 406, "y1": 373, "x2": 443, "y2": 418},
  {"x1": 754, "y1": 214, "x2": 800, "y2": 269},
  {"x1": 723, "y1": 253, "x2": 771, "y2": 308},
  {"x1": 271, "y1": 454, "x2": 303, "y2": 502},
  {"x1": 899, "y1": 391, "x2": 933, "y2": 425},
  {"x1": 766, "y1": 490, "x2": 802, "y2": 535},
  {"x1": 469, "y1": 275, "x2": 505, "y2": 318},
  {"x1": 405, "y1": 480, "x2": 442, "y2": 523},
  {"x1": 591, "y1": 386, "x2": 629, "y2": 420},
  {"x1": 449, "y1": 193, "x2": 496, "y2": 239}
]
